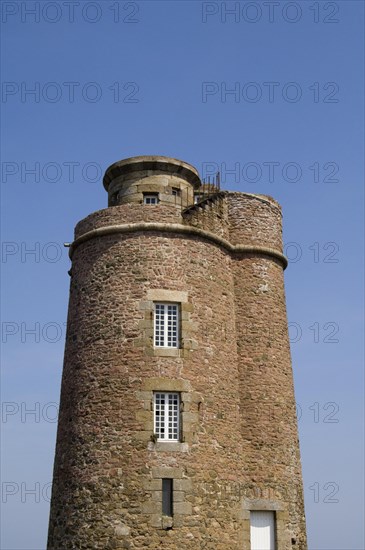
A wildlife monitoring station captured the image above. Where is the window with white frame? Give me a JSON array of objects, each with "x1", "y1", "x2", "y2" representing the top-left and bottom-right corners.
[
  {"x1": 143, "y1": 193, "x2": 159, "y2": 205},
  {"x1": 154, "y1": 303, "x2": 180, "y2": 348},
  {"x1": 154, "y1": 392, "x2": 180, "y2": 441}
]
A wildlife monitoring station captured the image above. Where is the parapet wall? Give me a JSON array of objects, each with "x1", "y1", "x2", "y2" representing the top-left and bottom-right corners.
[
  {"x1": 227, "y1": 192, "x2": 283, "y2": 251},
  {"x1": 72, "y1": 192, "x2": 286, "y2": 269},
  {"x1": 74, "y1": 203, "x2": 183, "y2": 239},
  {"x1": 182, "y1": 193, "x2": 230, "y2": 240}
]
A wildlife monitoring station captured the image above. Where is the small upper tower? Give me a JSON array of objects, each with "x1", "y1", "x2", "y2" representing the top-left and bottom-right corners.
[{"x1": 104, "y1": 156, "x2": 202, "y2": 208}]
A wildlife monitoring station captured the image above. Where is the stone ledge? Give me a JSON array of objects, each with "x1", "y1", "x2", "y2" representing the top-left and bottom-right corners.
[
  {"x1": 148, "y1": 441, "x2": 189, "y2": 453},
  {"x1": 69, "y1": 222, "x2": 288, "y2": 269},
  {"x1": 151, "y1": 466, "x2": 183, "y2": 479},
  {"x1": 146, "y1": 289, "x2": 188, "y2": 302},
  {"x1": 240, "y1": 497, "x2": 286, "y2": 519},
  {"x1": 149, "y1": 348, "x2": 182, "y2": 357},
  {"x1": 103, "y1": 156, "x2": 202, "y2": 191},
  {"x1": 141, "y1": 378, "x2": 191, "y2": 392}
]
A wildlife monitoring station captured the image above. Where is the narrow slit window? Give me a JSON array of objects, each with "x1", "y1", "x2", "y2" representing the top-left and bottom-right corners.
[
  {"x1": 154, "y1": 392, "x2": 180, "y2": 441},
  {"x1": 162, "y1": 478, "x2": 173, "y2": 516},
  {"x1": 172, "y1": 187, "x2": 181, "y2": 197},
  {"x1": 143, "y1": 193, "x2": 159, "y2": 205},
  {"x1": 154, "y1": 302, "x2": 179, "y2": 348}
]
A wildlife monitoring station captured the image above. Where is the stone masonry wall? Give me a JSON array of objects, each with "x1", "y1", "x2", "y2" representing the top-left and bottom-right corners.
[
  {"x1": 182, "y1": 194, "x2": 230, "y2": 240},
  {"x1": 48, "y1": 160, "x2": 306, "y2": 549},
  {"x1": 227, "y1": 192, "x2": 283, "y2": 251},
  {"x1": 74, "y1": 203, "x2": 183, "y2": 238},
  {"x1": 107, "y1": 171, "x2": 194, "y2": 208},
  {"x1": 48, "y1": 208, "x2": 245, "y2": 549},
  {"x1": 228, "y1": 193, "x2": 306, "y2": 546}
]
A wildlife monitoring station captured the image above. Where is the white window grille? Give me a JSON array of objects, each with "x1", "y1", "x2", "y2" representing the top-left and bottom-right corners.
[
  {"x1": 143, "y1": 193, "x2": 159, "y2": 205},
  {"x1": 154, "y1": 392, "x2": 180, "y2": 441},
  {"x1": 154, "y1": 303, "x2": 179, "y2": 348}
]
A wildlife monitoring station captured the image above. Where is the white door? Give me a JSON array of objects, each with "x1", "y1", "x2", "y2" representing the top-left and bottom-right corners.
[{"x1": 250, "y1": 511, "x2": 276, "y2": 550}]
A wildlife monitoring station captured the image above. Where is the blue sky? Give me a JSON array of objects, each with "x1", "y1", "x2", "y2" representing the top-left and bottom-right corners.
[{"x1": 1, "y1": 1, "x2": 364, "y2": 548}]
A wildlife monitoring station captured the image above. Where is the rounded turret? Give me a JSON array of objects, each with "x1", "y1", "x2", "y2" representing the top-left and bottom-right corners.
[{"x1": 103, "y1": 156, "x2": 201, "y2": 208}]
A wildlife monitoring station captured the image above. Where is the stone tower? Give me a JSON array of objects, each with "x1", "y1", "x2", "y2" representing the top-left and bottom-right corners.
[{"x1": 48, "y1": 156, "x2": 307, "y2": 549}]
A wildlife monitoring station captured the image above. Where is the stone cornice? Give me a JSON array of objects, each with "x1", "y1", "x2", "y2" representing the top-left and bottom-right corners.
[
  {"x1": 69, "y1": 222, "x2": 288, "y2": 269},
  {"x1": 103, "y1": 156, "x2": 201, "y2": 190}
]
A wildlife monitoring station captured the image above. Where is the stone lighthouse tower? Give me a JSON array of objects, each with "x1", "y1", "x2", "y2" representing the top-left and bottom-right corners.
[{"x1": 48, "y1": 156, "x2": 306, "y2": 549}]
